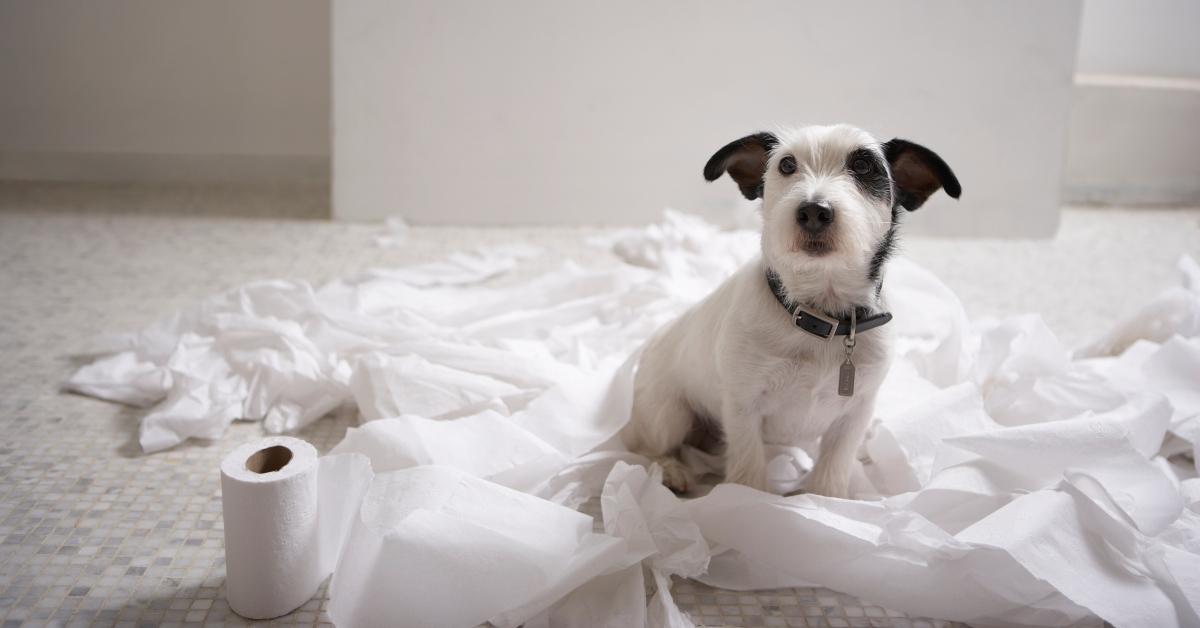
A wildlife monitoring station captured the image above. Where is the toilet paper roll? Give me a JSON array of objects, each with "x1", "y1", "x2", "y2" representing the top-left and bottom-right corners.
[{"x1": 221, "y1": 436, "x2": 324, "y2": 620}]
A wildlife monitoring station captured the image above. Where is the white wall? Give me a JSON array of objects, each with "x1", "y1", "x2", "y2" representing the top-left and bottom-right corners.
[
  {"x1": 334, "y1": 1, "x2": 1083, "y2": 237},
  {"x1": 1064, "y1": 0, "x2": 1200, "y2": 205},
  {"x1": 0, "y1": 0, "x2": 330, "y2": 182},
  {"x1": 2, "y1": 2, "x2": 1110, "y2": 224},
  {"x1": 1076, "y1": 0, "x2": 1200, "y2": 78}
]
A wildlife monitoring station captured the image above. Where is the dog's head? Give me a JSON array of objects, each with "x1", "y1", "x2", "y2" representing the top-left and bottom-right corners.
[{"x1": 704, "y1": 124, "x2": 960, "y2": 306}]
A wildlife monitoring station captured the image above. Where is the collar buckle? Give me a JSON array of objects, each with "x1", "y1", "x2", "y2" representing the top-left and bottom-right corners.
[{"x1": 791, "y1": 306, "x2": 839, "y2": 341}]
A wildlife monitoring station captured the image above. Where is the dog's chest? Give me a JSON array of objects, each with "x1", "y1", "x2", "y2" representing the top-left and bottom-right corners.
[{"x1": 753, "y1": 356, "x2": 851, "y2": 444}]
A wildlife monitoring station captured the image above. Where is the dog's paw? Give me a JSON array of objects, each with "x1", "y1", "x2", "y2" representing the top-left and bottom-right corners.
[{"x1": 656, "y1": 457, "x2": 694, "y2": 494}]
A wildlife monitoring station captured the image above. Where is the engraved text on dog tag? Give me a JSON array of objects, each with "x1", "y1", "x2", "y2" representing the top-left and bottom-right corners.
[{"x1": 838, "y1": 357, "x2": 855, "y2": 397}]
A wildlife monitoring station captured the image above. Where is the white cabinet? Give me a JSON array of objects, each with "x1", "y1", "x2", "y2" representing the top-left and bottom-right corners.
[{"x1": 334, "y1": 1, "x2": 1083, "y2": 237}]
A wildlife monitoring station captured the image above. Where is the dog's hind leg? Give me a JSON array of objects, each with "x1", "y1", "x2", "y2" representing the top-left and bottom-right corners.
[{"x1": 621, "y1": 393, "x2": 696, "y2": 493}]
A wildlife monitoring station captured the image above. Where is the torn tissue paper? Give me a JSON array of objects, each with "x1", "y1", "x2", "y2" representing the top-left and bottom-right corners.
[
  {"x1": 328, "y1": 465, "x2": 631, "y2": 628},
  {"x1": 72, "y1": 212, "x2": 1200, "y2": 627}
]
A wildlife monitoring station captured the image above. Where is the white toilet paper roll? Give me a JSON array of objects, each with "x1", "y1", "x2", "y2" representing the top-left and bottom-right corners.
[{"x1": 221, "y1": 436, "x2": 324, "y2": 620}]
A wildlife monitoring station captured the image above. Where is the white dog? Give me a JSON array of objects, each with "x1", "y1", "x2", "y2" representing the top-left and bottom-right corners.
[{"x1": 621, "y1": 124, "x2": 960, "y2": 497}]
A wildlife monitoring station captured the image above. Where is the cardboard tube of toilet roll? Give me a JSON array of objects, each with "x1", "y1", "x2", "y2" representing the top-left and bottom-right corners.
[{"x1": 221, "y1": 436, "x2": 323, "y2": 619}]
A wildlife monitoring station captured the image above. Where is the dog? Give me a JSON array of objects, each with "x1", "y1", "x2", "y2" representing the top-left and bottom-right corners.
[{"x1": 620, "y1": 124, "x2": 960, "y2": 497}]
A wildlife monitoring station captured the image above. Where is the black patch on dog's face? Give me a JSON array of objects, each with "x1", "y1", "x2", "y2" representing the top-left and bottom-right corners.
[
  {"x1": 703, "y1": 132, "x2": 779, "y2": 200},
  {"x1": 849, "y1": 145, "x2": 897, "y2": 285},
  {"x1": 845, "y1": 148, "x2": 891, "y2": 202}
]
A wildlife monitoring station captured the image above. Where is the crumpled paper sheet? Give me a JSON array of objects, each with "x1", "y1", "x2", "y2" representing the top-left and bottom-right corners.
[{"x1": 67, "y1": 210, "x2": 1200, "y2": 627}]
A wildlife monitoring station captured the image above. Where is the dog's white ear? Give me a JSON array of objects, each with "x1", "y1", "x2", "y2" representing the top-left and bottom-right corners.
[
  {"x1": 703, "y1": 132, "x2": 778, "y2": 200},
  {"x1": 881, "y1": 139, "x2": 962, "y2": 211}
]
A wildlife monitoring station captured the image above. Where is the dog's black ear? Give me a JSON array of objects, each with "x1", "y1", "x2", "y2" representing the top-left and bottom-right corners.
[
  {"x1": 703, "y1": 132, "x2": 778, "y2": 200},
  {"x1": 881, "y1": 139, "x2": 961, "y2": 211}
]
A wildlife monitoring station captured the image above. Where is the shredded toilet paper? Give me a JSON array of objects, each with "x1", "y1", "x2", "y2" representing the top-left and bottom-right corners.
[{"x1": 68, "y1": 210, "x2": 1200, "y2": 627}]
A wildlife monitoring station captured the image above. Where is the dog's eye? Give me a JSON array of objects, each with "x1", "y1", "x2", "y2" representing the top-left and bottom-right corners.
[
  {"x1": 779, "y1": 155, "x2": 797, "y2": 175},
  {"x1": 851, "y1": 157, "x2": 872, "y2": 175}
]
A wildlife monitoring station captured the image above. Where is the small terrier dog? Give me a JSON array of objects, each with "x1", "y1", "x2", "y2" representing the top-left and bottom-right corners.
[{"x1": 621, "y1": 125, "x2": 960, "y2": 497}]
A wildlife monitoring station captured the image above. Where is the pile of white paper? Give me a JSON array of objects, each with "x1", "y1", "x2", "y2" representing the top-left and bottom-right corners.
[{"x1": 68, "y1": 211, "x2": 1200, "y2": 627}]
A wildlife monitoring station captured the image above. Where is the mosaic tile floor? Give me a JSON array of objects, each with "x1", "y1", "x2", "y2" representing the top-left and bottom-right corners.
[{"x1": 1, "y1": 183, "x2": 1196, "y2": 627}]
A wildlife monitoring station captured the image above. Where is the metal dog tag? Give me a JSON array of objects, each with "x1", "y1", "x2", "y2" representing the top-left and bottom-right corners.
[
  {"x1": 838, "y1": 309, "x2": 857, "y2": 397},
  {"x1": 838, "y1": 357, "x2": 855, "y2": 397}
]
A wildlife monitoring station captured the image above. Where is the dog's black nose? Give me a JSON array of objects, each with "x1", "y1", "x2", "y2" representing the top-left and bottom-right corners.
[{"x1": 796, "y1": 202, "x2": 834, "y2": 234}]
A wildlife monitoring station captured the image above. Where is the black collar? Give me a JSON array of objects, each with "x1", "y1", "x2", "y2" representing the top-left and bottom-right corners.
[{"x1": 765, "y1": 269, "x2": 893, "y2": 340}]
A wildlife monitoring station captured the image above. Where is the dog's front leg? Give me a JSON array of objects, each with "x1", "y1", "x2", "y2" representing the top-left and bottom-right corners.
[
  {"x1": 721, "y1": 398, "x2": 768, "y2": 491},
  {"x1": 806, "y1": 393, "x2": 877, "y2": 499}
]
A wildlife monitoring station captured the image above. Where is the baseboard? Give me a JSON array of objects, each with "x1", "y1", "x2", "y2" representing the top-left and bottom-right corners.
[
  {"x1": 1064, "y1": 184, "x2": 1200, "y2": 207},
  {"x1": 0, "y1": 151, "x2": 330, "y2": 185}
]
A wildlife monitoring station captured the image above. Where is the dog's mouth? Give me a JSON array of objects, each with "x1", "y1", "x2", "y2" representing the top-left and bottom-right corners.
[{"x1": 793, "y1": 234, "x2": 835, "y2": 256}]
